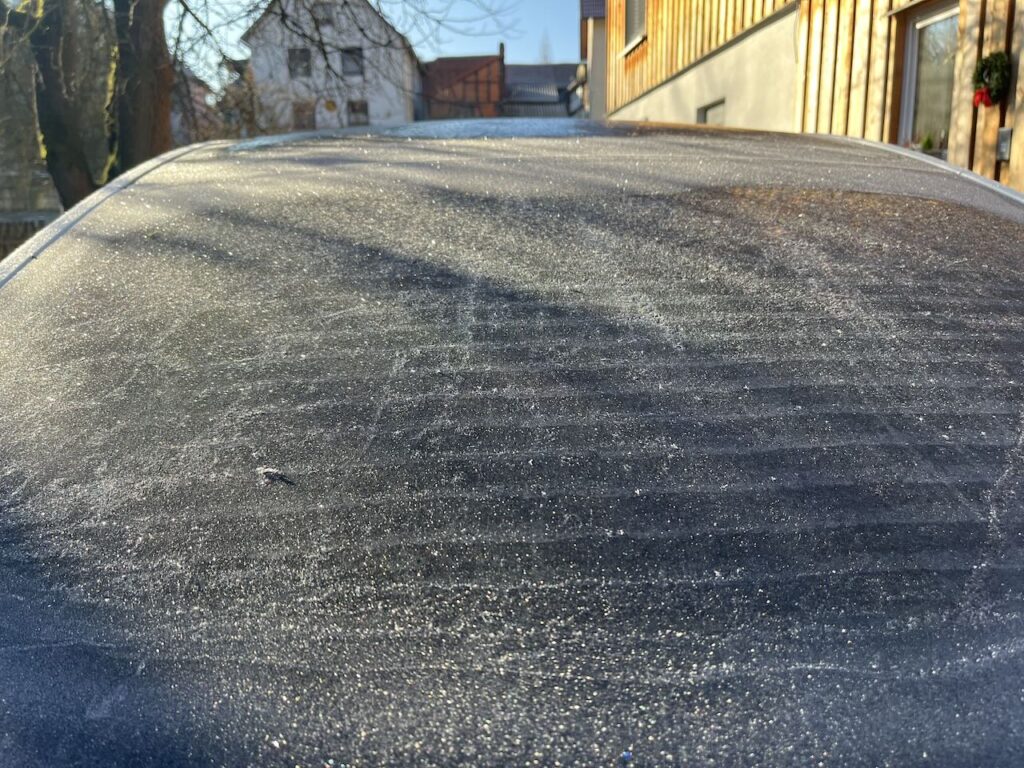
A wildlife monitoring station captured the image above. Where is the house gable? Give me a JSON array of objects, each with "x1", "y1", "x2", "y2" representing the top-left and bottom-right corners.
[{"x1": 241, "y1": 0, "x2": 422, "y2": 130}]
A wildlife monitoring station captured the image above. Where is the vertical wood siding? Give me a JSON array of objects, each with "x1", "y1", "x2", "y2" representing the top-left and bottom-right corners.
[
  {"x1": 424, "y1": 60, "x2": 503, "y2": 119},
  {"x1": 795, "y1": 0, "x2": 1024, "y2": 190},
  {"x1": 606, "y1": 0, "x2": 795, "y2": 115}
]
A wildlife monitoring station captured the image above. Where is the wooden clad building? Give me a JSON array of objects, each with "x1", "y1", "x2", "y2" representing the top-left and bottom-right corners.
[
  {"x1": 605, "y1": 0, "x2": 1024, "y2": 191},
  {"x1": 423, "y1": 49, "x2": 505, "y2": 120}
]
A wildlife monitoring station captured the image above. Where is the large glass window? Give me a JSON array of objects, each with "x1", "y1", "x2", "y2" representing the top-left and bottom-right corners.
[{"x1": 899, "y1": 4, "x2": 958, "y2": 158}]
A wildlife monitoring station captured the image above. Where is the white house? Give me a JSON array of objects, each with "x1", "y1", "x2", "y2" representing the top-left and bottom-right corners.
[{"x1": 241, "y1": 0, "x2": 421, "y2": 132}]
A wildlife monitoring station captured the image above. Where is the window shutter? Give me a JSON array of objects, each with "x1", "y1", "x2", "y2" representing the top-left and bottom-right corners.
[{"x1": 625, "y1": 0, "x2": 646, "y2": 43}]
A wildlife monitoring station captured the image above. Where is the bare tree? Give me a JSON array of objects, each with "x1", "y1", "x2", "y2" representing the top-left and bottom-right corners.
[
  {"x1": 3, "y1": 1, "x2": 110, "y2": 205},
  {"x1": 113, "y1": 0, "x2": 175, "y2": 172},
  {"x1": 1, "y1": 0, "x2": 516, "y2": 208}
]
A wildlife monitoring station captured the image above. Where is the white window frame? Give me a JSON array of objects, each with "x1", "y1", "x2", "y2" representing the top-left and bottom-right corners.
[{"x1": 898, "y1": 2, "x2": 959, "y2": 149}]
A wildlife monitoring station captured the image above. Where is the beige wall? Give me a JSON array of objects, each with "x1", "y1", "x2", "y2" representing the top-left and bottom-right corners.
[
  {"x1": 587, "y1": 18, "x2": 608, "y2": 119},
  {"x1": 610, "y1": 8, "x2": 799, "y2": 132}
]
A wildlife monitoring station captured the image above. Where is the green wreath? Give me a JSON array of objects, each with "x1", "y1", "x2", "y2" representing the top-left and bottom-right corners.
[{"x1": 972, "y1": 52, "x2": 1011, "y2": 107}]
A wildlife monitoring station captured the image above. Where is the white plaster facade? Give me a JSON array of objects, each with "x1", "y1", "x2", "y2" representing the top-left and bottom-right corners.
[
  {"x1": 243, "y1": 0, "x2": 421, "y2": 132},
  {"x1": 584, "y1": 16, "x2": 606, "y2": 120}
]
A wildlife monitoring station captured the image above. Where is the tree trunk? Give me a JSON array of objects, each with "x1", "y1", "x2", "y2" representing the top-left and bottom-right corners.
[
  {"x1": 26, "y1": 2, "x2": 100, "y2": 208},
  {"x1": 112, "y1": 0, "x2": 173, "y2": 174}
]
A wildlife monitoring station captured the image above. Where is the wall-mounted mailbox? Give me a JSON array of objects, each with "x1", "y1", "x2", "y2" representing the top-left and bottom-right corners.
[{"x1": 997, "y1": 127, "x2": 1012, "y2": 162}]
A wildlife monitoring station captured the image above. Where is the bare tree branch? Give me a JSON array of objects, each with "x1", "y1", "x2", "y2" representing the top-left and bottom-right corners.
[{"x1": 1, "y1": 0, "x2": 519, "y2": 208}]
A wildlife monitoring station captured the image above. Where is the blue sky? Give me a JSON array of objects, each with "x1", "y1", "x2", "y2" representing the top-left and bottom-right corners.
[{"x1": 413, "y1": 0, "x2": 580, "y2": 64}]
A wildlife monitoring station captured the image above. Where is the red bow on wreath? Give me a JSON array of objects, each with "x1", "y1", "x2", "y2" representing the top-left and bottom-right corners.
[{"x1": 972, "y1": 53, "x2": 1010, "y2": 108}]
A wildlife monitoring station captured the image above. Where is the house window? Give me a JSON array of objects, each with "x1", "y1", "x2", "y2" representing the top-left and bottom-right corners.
[
  {"x1": 311, "y1": 1, "x2": 333, "y2": 26},
  {"x1": 898, "y1": 2, "x2": 958, "y2": 158},
  {"x1": 347, "y1": 100, "x2": 369, "y2": 126},
  {"x1": 624, "y1": 0, "x2": 646, "y2": 46},
  {"x1": 697, "y1": 99, "x2": 725, "y2": 126},
  {"x1": 293, "y1": 101, "x2": 316, "y2": 130},
  {"x1": 288, "y1": 48, "x2": 312, "y2": 78},
  {"x1": 341, "y1": 47, "x2": 365, "y2": 77}
]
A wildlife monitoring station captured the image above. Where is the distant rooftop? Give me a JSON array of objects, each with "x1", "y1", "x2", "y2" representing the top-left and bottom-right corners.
[
  {"x1": 505, "y1": 83, "x2": 564, "y2": 104},
  {"x1": 504, "y1": 64, "x2": 578, "y2": 87},
  {"x1": 502, "y1": 64, "x2": 576, "y2": 118}
]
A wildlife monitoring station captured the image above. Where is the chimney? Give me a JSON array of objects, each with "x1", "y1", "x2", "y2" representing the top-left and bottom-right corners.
[{"x1": 499, "y1": 42, "x2": 506, "y2": 106}]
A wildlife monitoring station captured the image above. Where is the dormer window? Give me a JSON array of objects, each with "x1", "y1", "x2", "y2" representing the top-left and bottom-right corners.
[{"x1": 311, "y1": 1, "x2": 333, "y2": 26}]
